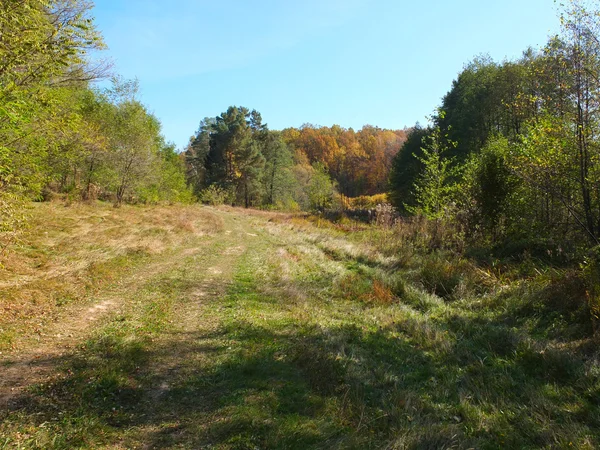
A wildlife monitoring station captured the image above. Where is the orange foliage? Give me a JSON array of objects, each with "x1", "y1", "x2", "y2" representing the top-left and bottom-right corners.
[
  {"x1": 371, "y1": 280, "x2": 396, "y2": 305},
  {"x1": 282, "y1": 124, "x2": 408, "y2": 197}
]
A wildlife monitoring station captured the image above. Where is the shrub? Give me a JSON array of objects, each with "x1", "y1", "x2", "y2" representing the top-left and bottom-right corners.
[
  {"x1": 0, "y1": 191, "x2": 28, "y2": 254},
  {"x1": 539, "y1": 270, "x2": 588, "y2": 314},
  {"x1": 492, "y1": 237, "x2": 566, "y2": 262},
  {"x1": 391, "y1": 216, "x2": 465, "y2": 253},
  {"x1": 374, "y1": 203, "x2": 398, "y2": 228},
  {"x1": 199, "y1": 185, "x2": 230, "y2": 206},
  {"x1": 344, "y1": 194, "x2": 389, "y2": 210}
]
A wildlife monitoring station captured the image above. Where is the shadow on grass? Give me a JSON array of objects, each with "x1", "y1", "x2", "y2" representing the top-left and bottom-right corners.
[
  {"x1": 2, "y1": 263, "x2": 600, "y2": 449},
  {"x1": 318, "y1": 243, "x2": 399, "y2": 272},
  {"x1": 4, "y1": 318, "x2": 599, "y2": 449}
]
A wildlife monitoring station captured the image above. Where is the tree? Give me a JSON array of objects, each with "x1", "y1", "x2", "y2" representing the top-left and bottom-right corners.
[
  {"x1": 461, "y1": 136, "x2": 515, "y2": 240},
  {"x1": 188, "y1": 106, "x2": 268, "y2": 207},
  {"x1": 389, "y1": 125, "x2": 432, "y2": 212},
  {"x1": 505, "y1": 1, "x2": 600, "y2": 245},
  {"x1": 185, "y1": 118, "x2": 215, "y2": 195},
  {"x1": 308, "y1": 162, "x2": 336, "y2": 212},
  {"x1": 406, "y1": 120, "x2": 459, "y2": 221},
  {"x1": 261, "y1": 132, "x2": 294, "y2": 206},
  {"x1": 557, "y1": 0, "x2": 600, "y2": 243},
  {"x1": 235, "y1": 140, "x2": 265, "y2": 208},
  {"x1": 138, "y1": 141, "x2": 193, "y2": 204},
  {"x1": 0, "y1": 0, "x2": 107, "y2": 238},
  {"x1": 111, "y1": 101, "x2": 161, "y2": 205},
  {"x1": 282, "y1": 124, "x2": 406, "y2": 198}
]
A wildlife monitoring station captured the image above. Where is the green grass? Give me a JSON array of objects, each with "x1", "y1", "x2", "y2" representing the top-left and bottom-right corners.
[{"x1": 1, "y1": 206, "x2": 599, "y2": 449}]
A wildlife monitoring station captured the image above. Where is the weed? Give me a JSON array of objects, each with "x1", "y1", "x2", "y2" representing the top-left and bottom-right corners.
[{"x1": 418, "y1": 253, "x2": 482, "y2": 300}]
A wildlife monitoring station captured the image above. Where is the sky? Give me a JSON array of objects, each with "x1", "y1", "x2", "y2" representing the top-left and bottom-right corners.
[{"x1": 92, "y1": 0, "x2": 561, "y2": 150}]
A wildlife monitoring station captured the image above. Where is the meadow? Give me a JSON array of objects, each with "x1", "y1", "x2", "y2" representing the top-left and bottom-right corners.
[{"x1": 1, "y1": 202, "x2": 598, "y2": 449}]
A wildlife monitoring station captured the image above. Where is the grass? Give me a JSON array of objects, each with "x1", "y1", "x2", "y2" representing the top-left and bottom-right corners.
[
  {"x1": 0, "y1": 201, "x2": 222, "y2": 351},
  {"x1": 1, "y1": 203, "x2": 599, "y2": 449}
]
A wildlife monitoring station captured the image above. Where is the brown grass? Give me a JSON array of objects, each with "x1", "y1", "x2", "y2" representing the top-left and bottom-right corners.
[
  {"x1": 370, "y1": 279, "x2": 396, "y2": 305},
  {"x1": 0, "y1": 201, "x2": 223, "y2": 351}
]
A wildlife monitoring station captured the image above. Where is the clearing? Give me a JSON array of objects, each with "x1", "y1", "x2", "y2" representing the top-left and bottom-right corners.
[{"x1": 1, "y1": 203, "x2": 599, "y2": 449}]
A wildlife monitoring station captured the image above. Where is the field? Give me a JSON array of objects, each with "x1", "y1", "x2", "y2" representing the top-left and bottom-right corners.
[{"x1": 1, "y1": 203, "x2": 599, "y2": 449}]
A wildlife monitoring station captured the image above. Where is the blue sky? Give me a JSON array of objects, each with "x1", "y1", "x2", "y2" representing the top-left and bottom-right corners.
[{"x1": 92, "y1": 0, "x2": 560, "y2": 149}]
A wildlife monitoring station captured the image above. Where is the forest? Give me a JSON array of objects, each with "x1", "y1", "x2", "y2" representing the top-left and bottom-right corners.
[
  {"x1": 8, "y1": 0, "x2": 599, "y2": 260},
  {"x1": 2, "y1": 0, "x2": 600, "y2": 448},
  {"x1": 185, "y1": 114, "x2": 406, "y2": 210}
]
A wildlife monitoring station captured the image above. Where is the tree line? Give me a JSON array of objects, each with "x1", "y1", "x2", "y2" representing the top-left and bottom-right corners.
[
  {"x1": 390, "y1": 0, "x2": 600, "y2": 258},
  {"x1": 7, "y1": 0, "x2": 600, "y2": 267},
  {"x1": 184, "y1": 108, "x2": 407, "y2": 210},
  {"x1": 0, "y1": 0, "x2": 408, "y2": 245},
  {"x1": 0, "y1": 0, "x2": 191, "y2": 245}
]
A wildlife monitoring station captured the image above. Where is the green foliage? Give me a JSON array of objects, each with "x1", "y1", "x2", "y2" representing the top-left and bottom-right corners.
[
  {"x1": 186, "y1": 111, "x2": 406, "y2": 210},
  {"x1": 405, "y1": 121, "x2": 459, "y2": 220},
  {"x1": 188, "y1": 106, "x2": 267, "y2": 208},
  {"x1": 0, "y1": 0, "x2": 107, "y2": 239},
  {"x1": 389, "y1": 125, "x2": 431, "y2": 211},
  {"x1": 0, "y1": 189, "x2": 29, "y2": 252},
  {"x1": 235, "y1": 141, "x2": 265, "y2": 208},
  {"x1": 261, "y1": 132, "x2": 295, "y2": 206},
  {"x1": 0, "y1": 1, "x2": 191, "y2": 242},
  {"x1": 582, "y1": 246, "x2": 600, "y2": 325},
  {"x1": 185, "y1": 118, "x2": 214, "y2": 195},
  {"x1": 389, "y1": 0, "x2": 600, "y2": 257},
  {"x1": 137, "y1": 143, "x2": 193, "y2": 204},
  {"x1": 186, "y1": 107, "x2": 340, "y2": 211},
  {"x1": 461, "y1": 135, "x2": 516, "y2": 239},
  {"x1": 437, "y1": 55, "x2": 536, "y2": 160},
  {"x1": 199, "y1": 185, "x2": 231, "y2": 206},
  {"x1": 308, "y1": 162, "x2": 336, "y2": 212}
]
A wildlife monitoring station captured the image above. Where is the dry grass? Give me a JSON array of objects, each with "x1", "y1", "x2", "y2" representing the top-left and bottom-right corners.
[
  {"x1": 0, "y1": 201, "x2": 223, "y2": 351},
  {"x1": 2, "y1": 205, "x2": 599, "y2": 449}
]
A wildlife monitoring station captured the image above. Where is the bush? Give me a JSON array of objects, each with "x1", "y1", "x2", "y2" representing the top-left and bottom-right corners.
[
  {"x1": 0, "y1": 191, "x2": 28, "y2": 252},
  {"x1": 274, "y1": 198, "x2": 301, "y2": 212},
  {"x1": 538, "y1": 270, "x2": 588, "y2": 314},
  {"x1": 374, "y1": 203, "x2": 397, "y2": 228},
  {"x1": 199, "y1": 185, "x2": 231, "y2": 206},
  {"x1": 492, "y1": 237, "x2": 566, "y2": 262},
  {"x1": 390, "y1": 216, "x2": 465, "y2": 253},
  {"x1": 344, "y1": 194, "x2": 389, "y2": 210}
]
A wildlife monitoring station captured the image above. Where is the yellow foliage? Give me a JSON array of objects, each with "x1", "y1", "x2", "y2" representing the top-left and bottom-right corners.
[{"x1": 342, "y1": 194, "x2": 389, "y2": 210}]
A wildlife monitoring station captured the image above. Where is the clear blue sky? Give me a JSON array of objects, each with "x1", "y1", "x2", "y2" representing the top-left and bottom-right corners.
[{"x1": 92, "y1": 0, "x2": 560, "y2": 150}]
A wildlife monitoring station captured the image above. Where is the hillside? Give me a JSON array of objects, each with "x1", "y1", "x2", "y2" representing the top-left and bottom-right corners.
[{"x1": 1, "y1": 203, "x2": 598, "y2": 449}]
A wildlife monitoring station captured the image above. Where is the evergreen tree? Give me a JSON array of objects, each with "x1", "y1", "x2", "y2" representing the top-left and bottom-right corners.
[
  {"x1": 406, "y1": 120, "x2": 459, "y2": 221},
  {"x1": 261, "y1": 132, "x2": 294, "y2": 206}
]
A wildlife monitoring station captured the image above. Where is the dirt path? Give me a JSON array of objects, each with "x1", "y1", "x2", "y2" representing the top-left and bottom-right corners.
[
  {"x1": 0, "y1": 251, "x2": 195, "y2": 408},
  {"x1": 0, "y1": 208, "x2": 250, "y2": 411},
  {"x1": 140, "y1": 218, "x2": 251, "y2": 407},
  {"x1": 2, "y1": 206, "x2": 599, "y2": 449}
]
